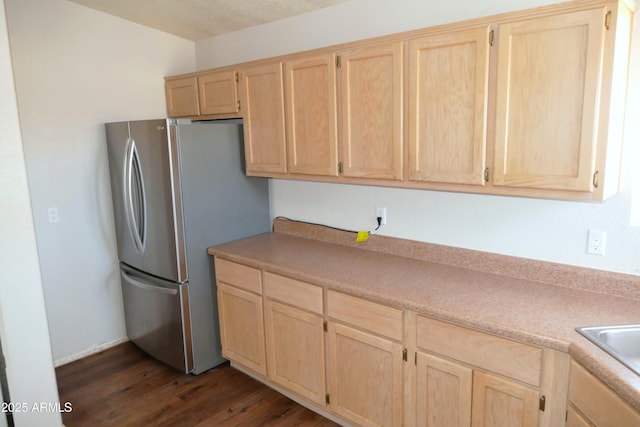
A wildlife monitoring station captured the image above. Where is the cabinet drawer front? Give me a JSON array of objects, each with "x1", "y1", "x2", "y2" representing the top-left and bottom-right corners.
[
  {"x1": 569, "y1": 361, "x2": 640, "y2": 427},
  {"x1": 416, "y1": 316, "x2": 542, "y2": 386},
  {"x1": 215, "y1": 258, "x2": 262, "y2": 294},
  {"x1": 327, "y1": 291, "x2": 402, "y2": 341},
  {"x1": 263, "y1": 272, "x2": 323, "y2": 314}
]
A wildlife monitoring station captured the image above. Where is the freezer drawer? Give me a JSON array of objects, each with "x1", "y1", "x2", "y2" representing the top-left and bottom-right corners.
[{"x1": 120, "y1": 263, "x2": 193, "y2": 373}]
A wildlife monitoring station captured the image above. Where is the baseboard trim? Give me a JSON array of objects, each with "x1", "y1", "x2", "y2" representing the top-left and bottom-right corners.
[{"x1": 54, "y1": 337, "x2": 129, "y2": 367}]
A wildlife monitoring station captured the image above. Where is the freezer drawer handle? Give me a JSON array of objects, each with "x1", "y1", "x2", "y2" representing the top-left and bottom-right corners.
[{"x1": 121, "y1": 270, "x2": 178, "y2": 296}]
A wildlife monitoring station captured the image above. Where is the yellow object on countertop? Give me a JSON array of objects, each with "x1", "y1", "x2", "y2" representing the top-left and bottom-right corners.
[{"x1": 356, "y1": 231, "x2": 369, "y2": 243}]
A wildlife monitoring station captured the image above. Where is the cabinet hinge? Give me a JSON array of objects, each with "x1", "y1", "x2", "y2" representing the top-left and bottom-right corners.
[
  {"x1": 539, "y1": 395, "x2": 546, "y2": 412},
  {"x1": 234, "y1": 71, "x2": 239, "y2": 83},
  {"x1": 489, "y1": 29, "x2": 495, "y2": 46},
  {"x1": 402, "y1": 348, "x2": 408, "y2": 362},
  {"x1": 338, "y1": 161, "x2": 343, "y2": 174},
  {"x1": 593, "y1": 170, "x2": 599, "y2": 188},
  {"x1": 605, "y1": 10, "x2": 612, "y2": 30},
  {"x1": 336, "y1": 55, "x2": 341, "y2": 69},
  {"x1": 237, "y1": 100, "x2": 241, "y2": 111},
  {"x1": 323, "y1": 320, "x2": 327, "y2": 332},
  {"x1": 325, "y1": 394, "x2": 330, "y2": 405},
  {"x1": 484, "y1": 167, "x2": 490, "y2": 182},
  {"x1": 414, "y1": 352, "x2": 417, "y2": 365}
]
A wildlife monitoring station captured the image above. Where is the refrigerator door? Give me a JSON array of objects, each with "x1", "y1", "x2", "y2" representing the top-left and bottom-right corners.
[
  {"x1": 120, "y1": 263, "x2": 193, "y2": 373},
  {"x1": 128, "y1": 120, "x2": 187, "y2": 283},
  {"x1": 105, "y1": 122, "x2": 142, "y2": 270}
]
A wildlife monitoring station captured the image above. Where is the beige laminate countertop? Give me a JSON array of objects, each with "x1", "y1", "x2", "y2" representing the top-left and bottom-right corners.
[{"x1": 208, "y1": 226, "x2": 640, "y2": 410}]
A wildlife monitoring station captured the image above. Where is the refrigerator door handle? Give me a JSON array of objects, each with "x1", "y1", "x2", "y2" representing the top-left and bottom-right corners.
[
  {"x1": 123, "y1": 138, "x2": 147, "y2": 254},
  {"x1": 121, "y1": 270, "x2": 178, "y2": 296}
]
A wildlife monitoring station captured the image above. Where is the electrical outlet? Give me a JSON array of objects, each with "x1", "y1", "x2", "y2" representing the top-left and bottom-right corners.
[
  {"x1": 587, "y1": 230, "x2": 606, "y2": 256},
  {"x1": 47, "y1": 207, "x2": 60, "y2": 223},
  {"x1": 376, "y1": 207, "x2": 387, "y2": 225}
]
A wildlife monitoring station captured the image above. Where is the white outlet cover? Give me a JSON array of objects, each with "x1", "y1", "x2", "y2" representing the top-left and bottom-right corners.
[{"x1": 587, "y1": 229, "x2": 606, "y2": 256}]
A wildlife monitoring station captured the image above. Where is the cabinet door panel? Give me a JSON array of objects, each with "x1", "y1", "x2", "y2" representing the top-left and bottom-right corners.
[
  {"x1": 165, "y1": 77, "x2": 199, "y2": 117},
  {"x1": 265, "y1": 300, "x2": 326, "y2": 405},
  {"x1": 471, "y1": 371, "x2": 539, "y2": 427},
  {"x1": 217, "y1": 283, "x2": 266, "y2": 375},
  {"x1": 408, "y1": 26, "x2": 490, "y2": 185},
  {"x1": 241, "y1": 63, "x2": 287, "y2": 174},
  {"x1": 340, "y1": 42, "x2": 403, "y2": 180},
  {"x1": 416, "y1": 353, "x2": 472, "y2": 427},
  {"x1": 198, "y1": 70, "x2": 239, "y2": 115},
  {"x1": 328, "y1": 322, "x2": 403, "y2": 427},
  {"x1": 494, "y1": 9, "x2": 606, "y2": 191},
  {"x1": 285, "y1": 53, "x2": 338, "y2": 176}
]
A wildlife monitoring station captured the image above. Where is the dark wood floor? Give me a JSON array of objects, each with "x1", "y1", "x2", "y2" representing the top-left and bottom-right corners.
[{"x1": 56, "y1": 342, "x2": 339, "y2": 426}]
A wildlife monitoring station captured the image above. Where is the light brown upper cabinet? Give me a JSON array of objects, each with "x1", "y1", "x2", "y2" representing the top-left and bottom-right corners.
[
  {"x1": 284, "y1": 53, "x2": 339, "y2": 176},
  {"x1": 165, "y1": 70, "x2": 240, "y2": 118},
  {"x1": 198, "y1": 70, "x2": 239, "y2": 115},
  {"x1": 339, "y1": 42, "x2": 404, "y2": 180},
  {"x1": 408, "y1": 27, "x2": 491, "y2": 186},
  {"x1": 165, "y1": 76, "x2": 200, "y2": 118},
  {"x1": 284, "y1": 42, "x2": 403, "y2": 180},
  {"x1": 493, "y1": 4, "x2": 631, "y2": 199},
  {"x1": 165, "y1": 0, "x2": 634, "y2": 201},
  {"x1": 239, "y1": 62, "x2": 287, "y2": 174}
]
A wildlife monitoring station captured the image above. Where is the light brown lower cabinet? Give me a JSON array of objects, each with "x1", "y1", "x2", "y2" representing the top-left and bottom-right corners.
[
  {"x1": 416, "y1": 352, "x2": 472, "y2": 427},
  {"x1": 412, "y1": 314, "x2": 571, "y2": 427},
  {"x1": 415, "y1": 351, "x2": 541, "y2": 427},
  {"x1": 421, "y1": 351, "x2": 540, "y2": 427},
  {"x1": 214, "y1": 259, "x2": 597, "y2": 427},
  {"x1": 263, "y1": 272, "x2": 326, "y2": 406},
  {"x1": 326, "y1": 290, "x2": 405, "y2": 426},
  {"x1": 327, "y1": 321, "x2": 404, "y2": 426},
  {"x1": 471, "y1": 371, "x2": 539, "y2": 427},
  {"x1": 215, "y1": 259, "x2": 266, "y2": 376},
  {"x1": 568, "y1": 360, "x2": 640, "y2": 427}
]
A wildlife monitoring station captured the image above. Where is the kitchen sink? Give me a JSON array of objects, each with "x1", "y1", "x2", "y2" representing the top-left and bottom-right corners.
[{"x1": 576, "y1": 325, "x2": 640, "y2": 376}]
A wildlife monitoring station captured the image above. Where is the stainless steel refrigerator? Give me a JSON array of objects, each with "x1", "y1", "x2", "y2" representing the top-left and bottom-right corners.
[{"x1": 105, "y1": 119, "x2": 270, "y2": 374}]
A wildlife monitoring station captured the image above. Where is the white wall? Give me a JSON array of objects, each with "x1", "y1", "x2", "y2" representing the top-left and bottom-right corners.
[
  {"x1": 196, "y1": 0, "x2": 640, "y2": 276},
  {"x1": 0, "y1": 0, "x2": 61, "y2": 424},
  {"x1": 5, "y1": 0, "x2": 196, "y2": 363}
]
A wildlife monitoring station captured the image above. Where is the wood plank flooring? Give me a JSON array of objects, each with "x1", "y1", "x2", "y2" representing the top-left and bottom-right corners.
[{"x1": 56, "y1": 342, "x2": 339, "y2": 426}]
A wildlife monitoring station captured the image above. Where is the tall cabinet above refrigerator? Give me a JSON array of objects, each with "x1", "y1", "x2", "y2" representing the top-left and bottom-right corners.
[{"x1": 105, "y1": 119, "x2": 270, "y2": 374}]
